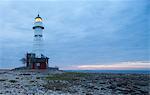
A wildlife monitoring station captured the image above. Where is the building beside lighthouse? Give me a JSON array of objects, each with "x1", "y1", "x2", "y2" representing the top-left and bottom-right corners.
[{"x1": 26, "y1": 53, "x2": 49, "y2": 69}]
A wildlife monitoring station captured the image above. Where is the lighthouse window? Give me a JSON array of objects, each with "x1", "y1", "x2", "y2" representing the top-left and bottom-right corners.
[
  {"x1": 35, "y1": 18, "x2": 42, "y2": 22},
  {"x1": 34, "y1": 35, "x2": 38, "y2": 37}
]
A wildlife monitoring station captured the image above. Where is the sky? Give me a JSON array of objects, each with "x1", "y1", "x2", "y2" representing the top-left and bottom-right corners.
[{"x1": 0, "y1": 0, "x2": 149, "y2": 70}]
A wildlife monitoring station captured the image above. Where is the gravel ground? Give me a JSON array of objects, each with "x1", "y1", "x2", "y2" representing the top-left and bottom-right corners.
[
  {"x1": 0, "y1": 70, "x2": 149, "y2": 95},
  {"x1": 0, "y1": 70, "x2": 67, "y2": 95}
]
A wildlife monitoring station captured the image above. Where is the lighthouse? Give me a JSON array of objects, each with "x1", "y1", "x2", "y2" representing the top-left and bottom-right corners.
[
  {"x1": 25, "y1": 14, "x2": 49, "y2": 69},
  {"x1": 20, "y1": 14, "x2": 59, "y2": 70},
  {"x1": 33, "y1": 14, "x2": 44, "y2": 57}
]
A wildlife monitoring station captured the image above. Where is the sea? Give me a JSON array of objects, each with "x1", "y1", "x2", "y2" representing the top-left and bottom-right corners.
[{"x1": 64, "y1": 70, "x2": 150, "y2": 74}]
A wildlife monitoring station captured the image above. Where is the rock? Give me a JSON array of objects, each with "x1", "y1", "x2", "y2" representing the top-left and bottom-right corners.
[
  {"x1": 107, "y1": 85, "x2": 116, "y2": 89},
  {"x1": 86, "y1": 93, "x2": 93, "y2": 95},
  {"x1": 138, "y1": 90, "x2": 148, "y2": 94},
  {"x1": 101, "y1": 88, "x2": 106, "y2": 90},
  {"x1": 94, "y1": 87, "x2": 99, "y2": 90}
]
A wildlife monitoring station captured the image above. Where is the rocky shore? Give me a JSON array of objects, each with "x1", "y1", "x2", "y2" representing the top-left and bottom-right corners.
[{"x1": 0, "y1": 70, "x2": 149, "y2": 95}]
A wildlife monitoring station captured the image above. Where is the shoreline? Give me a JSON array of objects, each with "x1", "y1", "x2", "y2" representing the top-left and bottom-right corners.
[{"x1": 64, "y1": 70, "x2": 150, "y2": 74}]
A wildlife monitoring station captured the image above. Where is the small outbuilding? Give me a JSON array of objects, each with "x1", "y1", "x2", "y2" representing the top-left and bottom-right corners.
[{"x1": 26, "y1": 53, "x2": 49, "y2": 69}]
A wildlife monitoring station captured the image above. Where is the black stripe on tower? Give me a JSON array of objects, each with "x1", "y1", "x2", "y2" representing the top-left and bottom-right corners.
[
  {"x1": 33, "y1": 26, "x2": 44, "y2": 29},
  {"x1": 34, "y1": 35, "x2": 43, "y2": 37}
]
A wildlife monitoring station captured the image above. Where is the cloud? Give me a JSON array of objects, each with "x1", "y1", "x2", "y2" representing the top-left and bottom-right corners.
[{"x1": 62, "y1": 61, "x2": 150, "y2": 70}]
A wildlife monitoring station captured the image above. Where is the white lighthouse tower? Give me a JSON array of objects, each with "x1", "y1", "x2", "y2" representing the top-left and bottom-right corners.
[{"x1": 33, "y1": 14, "x2": 44, "y2": 57}]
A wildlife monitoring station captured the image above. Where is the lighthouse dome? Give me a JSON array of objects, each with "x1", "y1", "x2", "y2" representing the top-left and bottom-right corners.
[
  {"x1": 35, "y1": 14, "x2": 42, "y2": 22},
  {"x1": 33, "y1": 14, "x2": 44, "y2": 29}
]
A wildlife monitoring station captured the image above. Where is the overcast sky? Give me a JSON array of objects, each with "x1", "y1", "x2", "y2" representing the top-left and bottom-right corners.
[{"x1": 0, "y1": 0, "x2": 149, "y2": 70}]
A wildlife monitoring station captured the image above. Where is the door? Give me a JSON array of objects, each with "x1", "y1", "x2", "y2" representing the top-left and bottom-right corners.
[{"x1": 40, "y1": 63, "x2": 46, "y2": 69}]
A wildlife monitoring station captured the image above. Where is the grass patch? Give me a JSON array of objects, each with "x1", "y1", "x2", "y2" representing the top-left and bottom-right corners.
[
  {"x1": 46, "y1": 72, "x2": 89, "y2": 81},
  {"x1": 44, "y1": 81, "x2": 70, "y2": 91}
]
